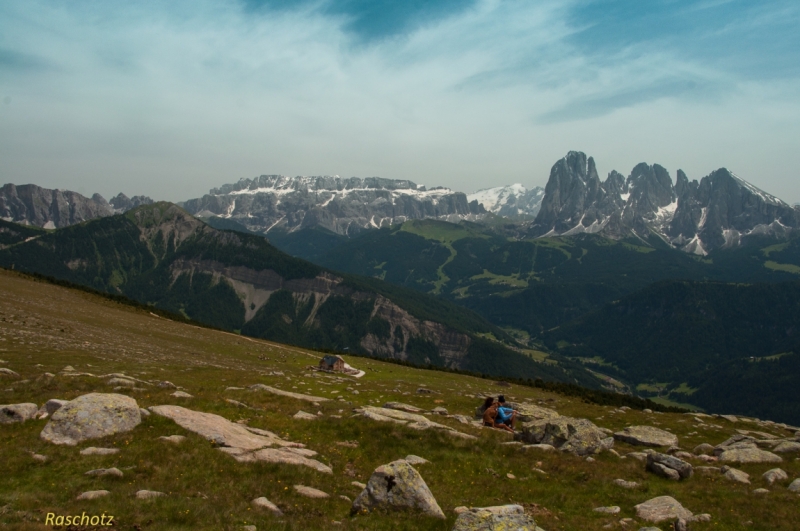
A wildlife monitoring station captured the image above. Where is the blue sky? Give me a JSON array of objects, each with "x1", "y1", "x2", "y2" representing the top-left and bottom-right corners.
[{"x1": 1, "y1": 0, "x2": 798, "y2": 202}]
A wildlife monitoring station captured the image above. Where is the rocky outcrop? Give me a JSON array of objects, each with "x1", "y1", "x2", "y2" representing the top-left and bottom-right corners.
[
  {"x1": 181, "y1": 175, "x2": 486, "y2": 237},
  {"x1": 516, "y1": 416, "x2": 613, "y2": 456},
  {"x1": 351, "y1": 460, "x2": 445, "y2": 519},
  {"x1": 467, "y1": 184, "x2": 545, "y2": 219},
  {"x1": 40, "y1": 393, "x2": 141, "y2": 445}
]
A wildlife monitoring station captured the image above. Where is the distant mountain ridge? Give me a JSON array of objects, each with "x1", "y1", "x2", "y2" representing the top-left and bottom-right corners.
[
  {"x1": 528, "y1": 151, "x2": 799, "y2": 254},
  {"x1": 180, "y1": 175, "x2": 486, "y2": 237},
  {"x1": 0, "y1": 183, "x2": 153, "y2": 229}
]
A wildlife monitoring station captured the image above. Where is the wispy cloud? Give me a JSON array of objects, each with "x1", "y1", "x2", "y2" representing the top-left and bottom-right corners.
[{"x1": 0, "y1": 0, "x2": 798, "y2": 203}]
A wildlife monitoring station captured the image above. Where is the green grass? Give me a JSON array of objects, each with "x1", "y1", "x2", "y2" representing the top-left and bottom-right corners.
[
  {"x1": 1, "y1": 270, "x2": 799, "y2": 530},
  {"x1": 469, "y1": 270, "x2": 529, "y2": 288},
  {"x1": 764, "y1": 261, "x2": 800, "y2": 274},
  {"x1": 647, "y1": 396, "x2": 703, "y2": 412}
]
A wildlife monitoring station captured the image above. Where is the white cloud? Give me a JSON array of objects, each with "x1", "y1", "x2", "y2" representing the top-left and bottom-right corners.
[{"x1": 0, "y1": 0, "x2": 798, "y2": 204}]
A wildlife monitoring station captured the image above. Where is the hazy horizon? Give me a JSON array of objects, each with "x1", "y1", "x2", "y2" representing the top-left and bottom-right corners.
[{"x1": 1, "y1": 1, "x2": 799, "y2": 204}]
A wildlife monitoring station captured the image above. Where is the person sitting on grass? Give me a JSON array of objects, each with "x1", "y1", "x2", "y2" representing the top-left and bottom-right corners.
[
  {"x1": 481, "y1": 396, "x2": 514, "y2": 433},
  {"x1": 496, "y1": 395, "x2": 517, "y2": 430}
]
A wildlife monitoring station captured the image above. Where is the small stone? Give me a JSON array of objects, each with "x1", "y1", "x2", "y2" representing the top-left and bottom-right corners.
[
  {"x1": 136, "y1": 490, "x2": 166, "y2": 499},
  {"x1": 351, "y1": 481, "x2": 366, "y2": 489},
  {"x1": 80, "y1": 447, "x2": 120, "y2": 456},
  {"x1": 339, "y1": 495, "x2": 351, "y2": 502},
  {"x1": 294, "y1": 485, "x2": 329, "y2": 498},
  {"x1": 522, "y1": 444, "x2": 556, "y2": 452},
  {"x1": 694, "y1": 514, "x2": 712, "y2": 522},
  {"x1": 586, "y1": 457, "x2": 595, "y2": 463},
  {"x1": 723, "y1": 467, "x2": 750, "y2": 484},
  {"x1": 693, "y1": 443, "x2": 715, "y2": 455},
  {"x1": 32, "y1": 453, "x2": 48, "y2": 462},
  {"x1": 85, "y1": 467, "x2": 124, "y2": 478},
  {"x1": 76, "y1": 490, "x2": 110, "y2": 500},
  {"x1": 242, "y1": 526, "x2": 257, "y2": 531},
  {"x1": 251, "y1": 496, "x2": 283, "y2": 516},
  {"x1": 171, "y1": 391, "x2": 193, "y2": 398},
  {"x1": 0, "y1": 368, "x2": 20, "y2": 378},
  {"x1": 293, "y1": 410, "x2": 318, "y2": 420},
  {"x1": 107, "y1": 377, "x2": 135, "y2": 387},
  {"x1": 788, "y1": 478, "x2": 800, "y2": 492},
  {"x1": 613, "y1": 479, "x2": 639, "y2": 489},
  {"x1": 431, "y1": 406, "x2": 448, "y2": 415},
  {"x1": 158, "y1": 381, "x2": 177, "y2": 389},
  {"x1": 762, "y1": 468, "x2": 788, "y2": 485},
  {"x1": 594, "y1": 506, "x2": 621, "y2": 514},
  {"x1": 416, "y1": 388, "x2": 432, "y2": 395},
  {"x1": 753, "y1": 488, "x2": 769, "y2": 494},
  {"x1": 159, "y1": 435, "x2": 186, "y2": 444},
  {"x1": 139, "y1": 408, "x2": 151, "y2": 417},
  {"x1": 506, "y1": 473, "x2": 516, "y2": 479}
]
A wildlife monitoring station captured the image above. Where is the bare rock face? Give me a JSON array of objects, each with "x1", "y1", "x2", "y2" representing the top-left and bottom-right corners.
[
  {"x1": 634, "y1": 496, "x2": 693, "y2": 523},
  {"x1": 614, "y1": 426, "x2": 678, "y2": 447},
  {"x1": 40, "y1": 393, "x2": 141, "y2": 445},
  {"x1": 1, "y1": 403, "x2": 39, "y2": 424},
  {"x1": 351, "y1": 460, "x2": 445, "y2": 519},
  {"x1": 452, "y1": 504, "x2": 536, "y2": 531},
  {"x1": 517, "y1": 416, "x2": 613, "y2": 456}
]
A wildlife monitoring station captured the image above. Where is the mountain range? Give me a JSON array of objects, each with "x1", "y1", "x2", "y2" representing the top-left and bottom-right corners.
[{"x1": 0, "y1": 202, "x2": 592, "y2": 386}]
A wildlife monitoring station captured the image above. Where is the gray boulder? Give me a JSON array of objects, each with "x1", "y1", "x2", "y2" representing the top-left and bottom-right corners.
[
  {"x1": 251, "y1": 497, "x2": 283, "y2": 516},
  {"x1": 634, "y1": 496, "x2": 694, "y2": 523},
  {"x1": 40, "y1": 393, "x2": 141, "y2": 446},
  {"x1": 762, "y1": 468, "x2": 788, "y2": 485},
  {"x1": 517, "y1": 416, "x2": 613, "y2": 456},
  {"x1": 452, "y1": 505, "x2": 536, "y2": 531},
  {"x1": 1, "y1": 403, "x2": 39, "y2": 424},
  {"x1": 351, "y1": 460, "x2": 445, "y2": 519},
  {"x1": 788, "y1": 478, "x2": 800, "y2": 493},
  {"x1": 718, "y1": 447, "x2": 782, "y2": 464},
  {"x1": 773, "y1": 441, "x2": 800, "y2": 453},
  {"x1": 722, "y1": 466, "x2": 750, "y2": 484},
  {"x1": 646, "y1": 452, "x2": 693, "y2": 480},
  {"x1": 615, "y1": 426, "x2": 678, "y2": 447},
  {"x1": 0, "y1": 368, "x2": 20, "y2": 378}
]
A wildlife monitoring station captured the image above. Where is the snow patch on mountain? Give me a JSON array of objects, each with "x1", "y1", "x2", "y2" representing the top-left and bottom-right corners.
[{"x1": 468, "y1": 184, "x2": 545, "y2": 218}]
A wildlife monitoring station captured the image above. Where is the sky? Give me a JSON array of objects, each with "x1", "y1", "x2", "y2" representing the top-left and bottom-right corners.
[{"x1": 1, "y1": 0, "x2": 799, "y2": 203}]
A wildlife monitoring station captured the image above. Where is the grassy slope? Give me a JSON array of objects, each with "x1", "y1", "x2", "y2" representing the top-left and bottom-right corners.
[
  {"x1": 0, "y1": 209, "x2": 587, "y2": 386},
  {"x1": 2, "y1": 270, "x2": 800, "y2": 531}
]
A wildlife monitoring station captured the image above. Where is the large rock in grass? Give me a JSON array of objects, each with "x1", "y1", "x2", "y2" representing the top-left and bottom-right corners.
[
  {"x1": 718, "y1": 447, "x2": 782, "y2": 464},
  {"x1": 614, "y1": 426, "x2": 678, "y2": 447},
  {"x1": 517, "y1": 416, "x2": 613, "y2": 456},
  {"x1": 452, "y1": 504, "x2": 536, "y2": 531},
  {"x1": 1, "y1": 403, "x2": 39, "y2": 424},
  {"x1": 40, "y1": 393, "x2": 141, "y2": 445},
  {"x1": 646, "y1": 452, "x2": 693, "y2": 480},
  {"x1": 351, "y1": 460, "x2": 445, "y2": 519},
  {"x1": 634, "y1": 496, "x2": 693, "y2": 523}
]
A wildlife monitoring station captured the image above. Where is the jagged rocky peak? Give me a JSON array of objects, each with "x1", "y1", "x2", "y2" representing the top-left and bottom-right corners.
[
  {"x1": 667, "y1": 168, "x2": 799, "y2": 254},
  {"x1": 0, "y1": 183, "x2": 115, "y2": 229},
  {"x1": 467, "y1": 184, "x2": 545, "y2": 219},
  {"x1": 529, "y1": 151, "x2": 799, "y2": 254},
  {"x1": 182, "y1": 174, "x2": 486, "y2": 237}
]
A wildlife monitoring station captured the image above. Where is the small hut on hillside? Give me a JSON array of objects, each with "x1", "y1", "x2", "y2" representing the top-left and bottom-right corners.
[{"x1": 317, "y1": 355, "x2": 365, "y2": 377}]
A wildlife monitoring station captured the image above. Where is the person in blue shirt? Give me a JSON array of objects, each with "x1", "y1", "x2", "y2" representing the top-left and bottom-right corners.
[{"x1": 496, "y1": 395, "x2": 517, "y2": 430}]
